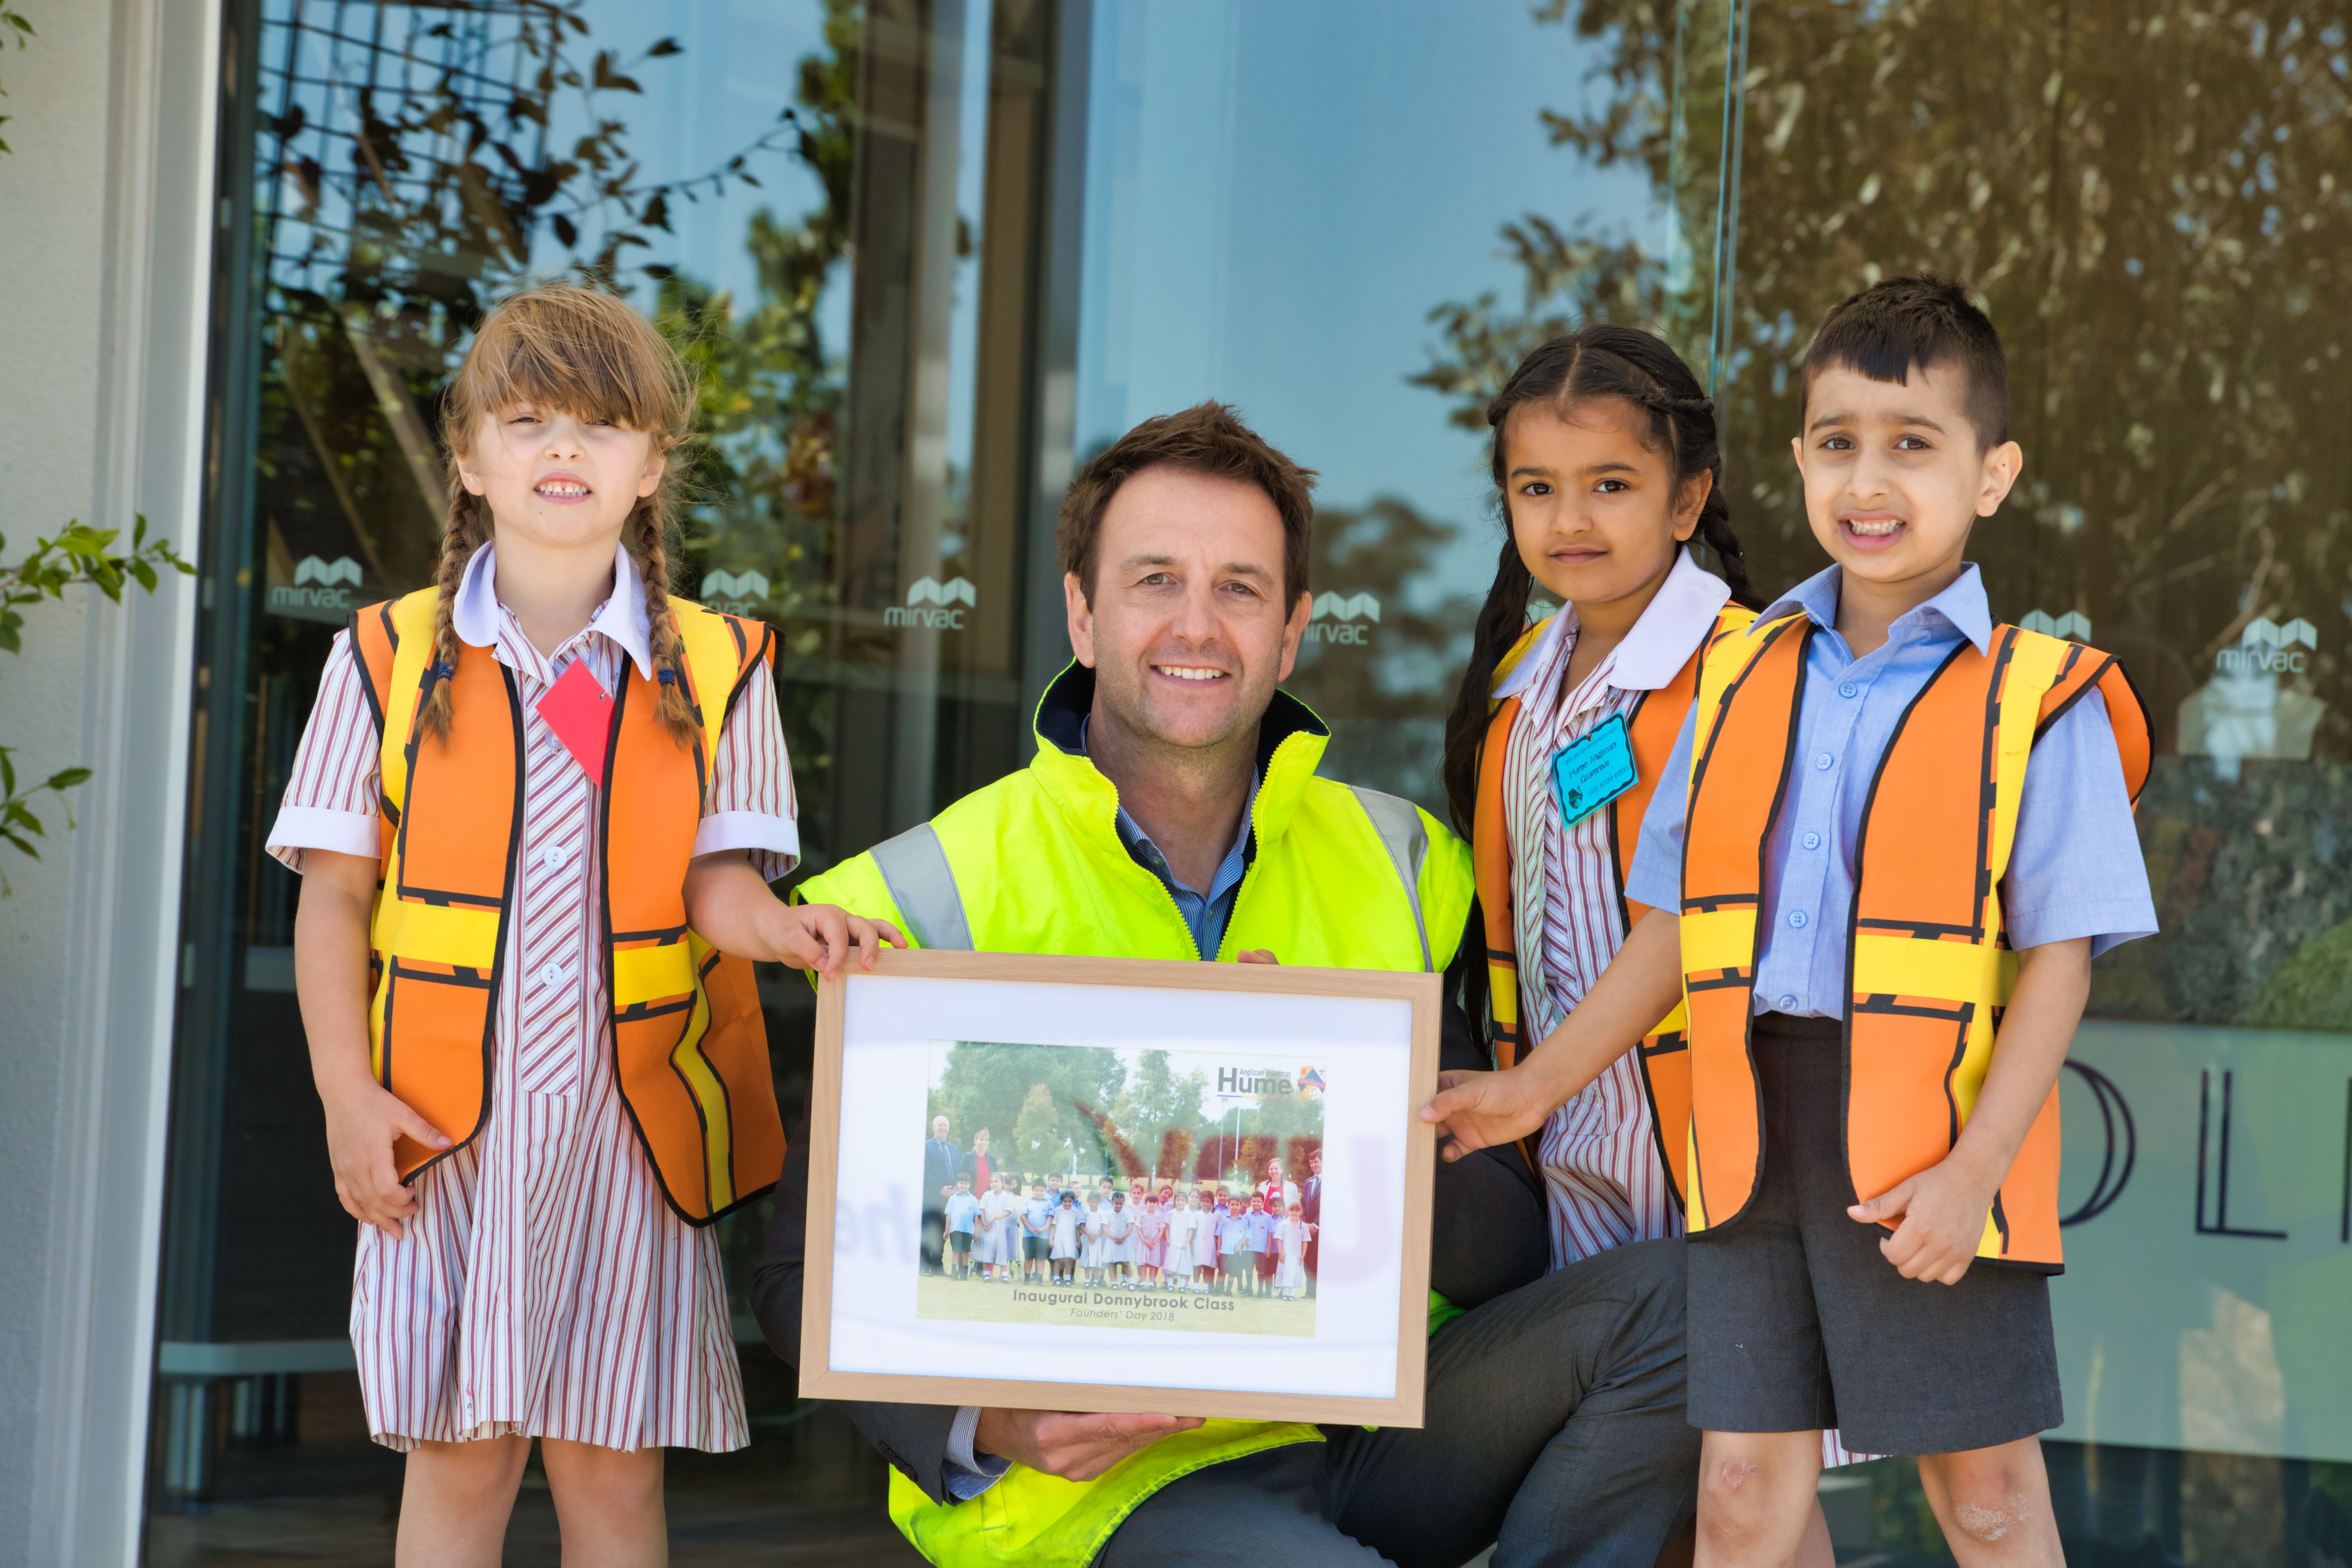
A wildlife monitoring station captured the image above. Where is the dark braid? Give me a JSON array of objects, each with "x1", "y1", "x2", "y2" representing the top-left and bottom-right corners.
[
  {"x1": 1439, "y1": 325, "x2": 1764, "y2": 836},
  {"x1": 1441, "y1": 537, "x2": 1536, "y2": 836},
  {"x1": 421, "y1": 475, "x2": 491, "y2": 745},
  {"x1": 632, "y1": 499, "x2": 701, "y2": 746}
]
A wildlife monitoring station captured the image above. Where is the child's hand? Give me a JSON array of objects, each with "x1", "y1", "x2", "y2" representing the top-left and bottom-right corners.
[
  {"x1": 1848, "y1": 1155, "x2": 2001, "y2": 1284},
  {"x1": 760, "y1": 901, "x2": 903, "y2": 977},
  {"x1": 1419, "y1": 1065, "x2": 1550, "y2": 1162},
  {"x1": 320, "y1": 1077, "x2": 451, "y2": 1240}
]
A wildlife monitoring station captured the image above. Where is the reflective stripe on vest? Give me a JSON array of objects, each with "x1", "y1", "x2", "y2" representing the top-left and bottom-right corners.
[
  {"x1": 1347, "y1": 784, "x2": 1433, "y2": 971},
  {"x1": 1678, "y1": 618, "x2": 2150, "y2": 1269},
  {"x1": 865, "y1": 794, "x2": 1438, "y2": 972},
  {"x1": 870, "y1": 823, "x2": 974, "y2": 953},
  {"x1": 351, "y1": 587, "x2": 787, "y2": 1224},
  {"x1": 1469, "y1": 605, "x2": 1753, "y2": 1199}
]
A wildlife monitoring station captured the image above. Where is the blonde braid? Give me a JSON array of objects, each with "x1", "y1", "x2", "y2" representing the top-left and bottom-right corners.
[
  {"x1": 632, "y1": 496, "x2": 701, "y2": 747},
  {"x1": 421, "y1": 475, "x2": 490, "y2": 745}
]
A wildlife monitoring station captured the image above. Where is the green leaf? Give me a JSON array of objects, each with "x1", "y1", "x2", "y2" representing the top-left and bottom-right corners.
[
  {"x1": 0, "y1": 748, "x2": 15, "y2": 795},
  {"x1": 42, "y1": 767, "x2": 92, "y2": 791}
]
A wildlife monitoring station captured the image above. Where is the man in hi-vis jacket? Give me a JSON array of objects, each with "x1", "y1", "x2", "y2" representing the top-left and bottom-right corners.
[{"x1": 754, "y1": 404, "x2": 1697, "y2": 1568}]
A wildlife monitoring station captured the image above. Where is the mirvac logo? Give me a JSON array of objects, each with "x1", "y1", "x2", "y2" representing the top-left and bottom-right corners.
[
  {"x1": 270, "y1": 555, "x2": 364, "y2": 619},
  {"x1": 887, "y1": 576, "x2": 975, "y2": 630},
  {"x1": 2020, "y1": 608, "x2": 2092, "y2": 640},
  {"x1": 2218, "y1": 616, "x2": 2316, "y2": 676},
  {"x1": 1306, "y1": 590, "x2": 1379, "y2": 646},
  {"x1": 701, "y1": 568, "x2": 770, "y2": 616}
]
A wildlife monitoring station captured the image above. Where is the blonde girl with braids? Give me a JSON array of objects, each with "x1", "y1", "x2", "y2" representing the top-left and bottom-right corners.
[{"x1": 269, "y1": 283, "x2": 895, "y2": 1566}]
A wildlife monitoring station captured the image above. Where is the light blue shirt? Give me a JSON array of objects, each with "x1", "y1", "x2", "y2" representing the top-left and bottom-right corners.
[
  {"x1": 1080, "y1": 717, "x2": 1259, "y2": 959},
  {"x1": 1625, "y1": 564, "x2": 2157, "y2": 1019}
]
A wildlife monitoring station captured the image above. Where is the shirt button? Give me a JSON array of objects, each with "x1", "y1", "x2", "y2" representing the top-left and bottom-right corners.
[
  {"x1": 537, "y1": 961, "x2": 565, "y2": 988},
  {"x1": 1838, "y1": 681, "x2": 1859, "y2": 699},
  {"x1": 1778, "y1": 994, "x2": 1799, "y2": 1011},
  {"x1": 1814, "y1": 753, "x2": 1834, "y2": 771},
  {"x1": 1802, "y1": 831, "x2": 1822, "y2": 851},
  {"x1": 540, "y1": 843, "x2": 570, "y2": 871},
  {"x1": 1787, "y1": 910, "x2": 1809, "y2": 929}
]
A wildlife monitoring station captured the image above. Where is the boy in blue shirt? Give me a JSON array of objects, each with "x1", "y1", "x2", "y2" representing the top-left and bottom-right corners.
[
  {"x1": 943, "y1": 1175, "x2": 979, "y2": 1280},
  {"x1": 1425, "y1": 275, "x2": 2155, "y2": 1566}
]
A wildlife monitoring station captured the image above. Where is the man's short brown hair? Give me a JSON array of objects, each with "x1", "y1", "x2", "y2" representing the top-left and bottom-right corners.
[{"x1": 1057, "y1": 402, "x2": 1316, "y2": 606}]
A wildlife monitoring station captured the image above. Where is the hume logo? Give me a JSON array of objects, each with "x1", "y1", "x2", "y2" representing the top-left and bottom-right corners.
[
  {"x1": 1295, "y1": 1067, "x2": 1326, "y2": 1101},
  {"x1": 1215, "y1": 1065, "x2": 1296, "y2": 1099},
  {"x1": 1305, "y1": 590, "x2": 1379, "y2": 646},
  {"x1": 701, "y1": 568, "x2": 771, "y2": 614},
  {"x1": 270, "y1": 555, "x2": 364, "y2": 618},
  {"x1": 2217, "y1": 616, "x2": 2316, "y2": 676},
  {"x1": 886, "y1": 576, "x2": 976, "y2": 630},
  {"x1": 2019, "y1": 608, "x2": 2091, "y2": 641}
]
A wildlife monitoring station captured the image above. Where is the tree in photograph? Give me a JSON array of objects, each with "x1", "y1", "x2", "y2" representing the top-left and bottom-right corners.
[
  {"x1": 1009, "y1": 1081, "x2": 1067, "y2": 1173},
  {"x1": 1108, "y1": 1050, "x2": 1206, "y2": 1181},
  {"x1": 930, "y1": 1043, "x2": 1127, "y2": 1180}
]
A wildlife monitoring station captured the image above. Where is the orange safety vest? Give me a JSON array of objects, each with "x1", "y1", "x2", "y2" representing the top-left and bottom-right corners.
[
  {"x1": 351, "y1": 586, "x2": 787, "y2": 1225},
  {"x1": 1471, "y1": 604, "x2": 1755, "y2": 1196},
  {"x1": 1678, "y1": 616, "x2": 2151, "y2": 1269}
]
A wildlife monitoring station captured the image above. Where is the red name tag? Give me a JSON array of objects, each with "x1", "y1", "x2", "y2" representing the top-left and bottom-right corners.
[{"x1": 536, "y1": 658, "x2": 614, "y2": 781}]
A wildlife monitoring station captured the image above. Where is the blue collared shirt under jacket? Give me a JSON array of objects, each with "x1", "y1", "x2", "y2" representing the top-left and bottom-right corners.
[
  {"x1": 1625, "y1": 564, "x2": 2159, "y2": 1020},
  {"x1": 1080, "y1": 716, "x2": 1259, "y2": 960}
]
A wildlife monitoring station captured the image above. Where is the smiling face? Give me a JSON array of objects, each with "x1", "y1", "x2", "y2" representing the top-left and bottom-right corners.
[
  {"x1": 456, "y1": 403, "x2": 665, "y2": 553},
  {"x1": 932, "y1": 1117, "x2": 949, "y2": 1139},
  {"x1": 1066, "y1": 465, "x2": 1309, "y2": 755},
  {"x1": 1794, "y1": 362, "x2": 2023, "y2": 594},
  {"x1": 1504, "y1": 400, "x2": 1707, "y2": 613}
]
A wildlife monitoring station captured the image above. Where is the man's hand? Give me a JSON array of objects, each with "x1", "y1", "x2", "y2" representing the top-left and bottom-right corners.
[
  {"x1": 1419, "y1": 1065, "x2": 1552, "y2": 1162},
  {"x1": 1848, "y1": 1155, "x2": 2001, "y2": 1285},
  {"x1": 319, "y1": 1077, "x2": 450, "y2": 1240},
  {"x1": 1235, "y1": 949, "x2": 1277, "y2": 964},
  {"x1": 972, "y1": 1409, "x2": 1204, "y2": 1482}
]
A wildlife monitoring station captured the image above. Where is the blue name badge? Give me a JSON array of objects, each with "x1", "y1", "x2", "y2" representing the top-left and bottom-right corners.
[{"x1": 1553, "y1": 713, "x2": 1639, "y2": 825}]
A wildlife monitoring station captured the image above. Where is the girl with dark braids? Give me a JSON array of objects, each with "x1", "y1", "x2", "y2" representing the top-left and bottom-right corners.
[
  {"x1": 1424, "y1": 325, "x2": 1841, "y2": 1561},
  {"x1": 269, "y1": 282, "x2": 896, "y2": 1564}
]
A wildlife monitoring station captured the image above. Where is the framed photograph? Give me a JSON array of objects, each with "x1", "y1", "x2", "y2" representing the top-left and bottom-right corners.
[{"x1": 798, "y1": 949, "x2": 1440, "y2": 1427}]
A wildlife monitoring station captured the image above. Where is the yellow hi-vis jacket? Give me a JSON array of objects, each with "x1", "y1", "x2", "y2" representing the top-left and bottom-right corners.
[{"x1": 796, "y1": 663, "x2": 1473, "y2": 1568}]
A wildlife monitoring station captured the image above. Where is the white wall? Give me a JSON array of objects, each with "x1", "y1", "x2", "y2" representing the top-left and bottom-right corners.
[{"x1": 0, "y1": 0, "x2": 217, "y2": 1559}]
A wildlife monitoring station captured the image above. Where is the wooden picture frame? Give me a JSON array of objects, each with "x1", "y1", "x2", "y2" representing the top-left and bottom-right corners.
[{"x1": 799, "y1": 948, "x2": 1441, "y2": 1427}]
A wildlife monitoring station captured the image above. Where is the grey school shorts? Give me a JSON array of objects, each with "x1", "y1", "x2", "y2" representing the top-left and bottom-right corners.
[{"x1": 1686, "y1": 1013, "x2": 2063, "y2": 1457}]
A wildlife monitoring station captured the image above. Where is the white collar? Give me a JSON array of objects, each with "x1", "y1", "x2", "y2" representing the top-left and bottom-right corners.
[
  {"x1": 1491, "y1": 548, "x2": 1733, "y2": 700},
  {"x1": 452, "y1": 540, "x2": 656, "y2": 682}
]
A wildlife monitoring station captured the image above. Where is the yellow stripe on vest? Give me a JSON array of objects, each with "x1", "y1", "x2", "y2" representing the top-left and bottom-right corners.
[
  {"x1": 373, "y1": 899, "x2": 501, "y2": 969},
  {"x1": 671, "y1": 604, "x2": 743, "y2": 779},
  {"x1": 1850, "y1": 935, "x2": 2019, "y2": 1005},
  {"x1": 613, "y1": 941, "x2": 698, "y2": 1006},
  {"x1": 379, "y1": 593, "x2": 436, "y2": 815},
  {"x1": 1680, "y1": 908, "x2": 1757, "y2": 974},
  {"x1": 668, "y1": 966, "x2": 734, "y2": 1211}
]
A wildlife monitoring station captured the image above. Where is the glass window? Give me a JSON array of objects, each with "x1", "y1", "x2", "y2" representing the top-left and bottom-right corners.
[{"x1": 1699, "y1": 0, "x2": 2352, "y2": 1558}]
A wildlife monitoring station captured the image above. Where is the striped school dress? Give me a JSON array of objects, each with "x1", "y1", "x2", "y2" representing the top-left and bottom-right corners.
[{"x1": 267, "y1": 545, "x2": 798, "y2": 1453}]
